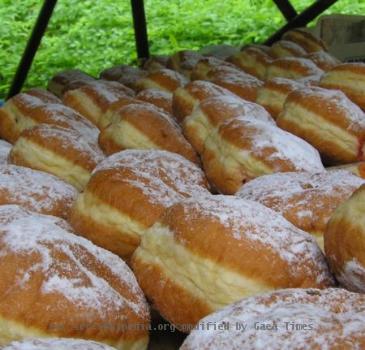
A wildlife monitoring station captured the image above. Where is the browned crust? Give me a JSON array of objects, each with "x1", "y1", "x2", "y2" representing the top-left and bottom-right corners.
[
  {"x1": 99, "y1": 65, "x2": 147, "y2": 89},
  {"x1": 283, "y1": 28, "x2": 327, "y2": 52},
  {"x1": 136, "y1": 89, "x2": 173, "y2": 115}
]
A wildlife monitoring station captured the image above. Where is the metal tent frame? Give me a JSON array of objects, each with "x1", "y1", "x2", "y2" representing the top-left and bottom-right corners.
[{"x1": 6, "y1": 0, "x2": 338, "y2": 99}]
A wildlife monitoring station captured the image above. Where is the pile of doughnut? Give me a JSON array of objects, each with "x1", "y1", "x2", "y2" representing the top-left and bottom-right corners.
[{"x1": 1, "y1": 26, "x2": 365, "y2": 350}]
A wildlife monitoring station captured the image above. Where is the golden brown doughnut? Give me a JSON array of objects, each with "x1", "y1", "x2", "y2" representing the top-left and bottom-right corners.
[
  {"x1": 190, "y1": 56, "x2": 236, "y2": 80},
  {"x1": 266, "y1": 57, "x2": 323, "y2": 80},
  {"x1": 319, "y1": 63, "x2": 365, "y2": 110},
  {"x1": 282, "y1": 28, "x2": 328, "y2": 53},
  {"x1": 98, "y1": 103, "x2": 199, "y2": 163},
  {"x1": 63, "y1": 80, "x2": 135, "y2": 128},
  {"x1": 131, "y1": 195, "x2": 333, "y2": 330},
  {"x1": 227, "y1": 46, "x2": 273, "y2": 80},
  {"x1": 237, "y1": 170, "x2": 364, "y2": 249},
  {"x1": 134, "y1": 68, "x2": 188, "y2": 93},
  {"x1": 136, "y1": 88, "x2": 173, "y2": 115},
  {"x1": 277, "y1": 86, "x2": 365, "y2": 164},
  {"x1": 0, "y1": 204, "x2": 149, "y2": 349},
  {"x1": 99, "y1": 64, "x2": 147, "y2": 89},
  {"x1": 0, "y1": 164, "x2": 77, "y2": 219},
  {"x1": 206, "y1": 66, "x2": 264, "y2": 102},
  {"x1": 141, "y1": 55, "x2": 169, "y2": 71},
  {"x1": 305, "y1": 51, "x2": 341, "y2": 71},
  {"x1": 9, "y1": 124, "x2": 105, "y2": 191},
  {"x1": 47, "y1": 69, "x2": 95, "y2": 98},
  {"x1": 69, "y1": 150, "x2": 209, "y2": 260},
  {"x1": 25, "y1": 88, "x2": 61, "y2": 103},
  {"x1": 256, "y1": 77, "x2": 304, "y2": 119},
  {"x1": 167, "y1": 50, "x2": 204, "y2": 78},
  {"x1": 268, "y1": 40, "x2": 307, "y2": 58},
  {"x1": 172, "y1": 80, "x2": 234, "y2": 123},
  {"x1": 0, "y1": 140, "x2": 11, "y2": 164},
  {"x1": 181, "y1": 288, "x2": 365, "y2": 349},
  {"x1": 183, "y1": 95, "x2": 274, "y2": 153},
  {"x1": 327, "y1": 162, "x2": 365, "y2": 179},
  {"x1": 201, "y1": 117, "x2": 324, "y2": 194}
]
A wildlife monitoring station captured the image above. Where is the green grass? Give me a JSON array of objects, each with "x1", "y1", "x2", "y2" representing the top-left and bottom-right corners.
[{"x1": 0, "y1": 0, "x2": 364, "y2": 99}]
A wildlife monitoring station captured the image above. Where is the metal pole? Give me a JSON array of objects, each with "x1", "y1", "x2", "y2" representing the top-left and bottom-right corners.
[
  {"x1": 130, "y1": 0, "x2": 150, "y2": 60},
  {"x1": 272, "y1": 0, "x2": 297, "y2": 21}
]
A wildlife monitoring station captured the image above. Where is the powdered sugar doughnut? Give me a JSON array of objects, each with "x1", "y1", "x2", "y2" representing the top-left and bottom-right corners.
[
  {"x1": 99, "y1": 64, "x2": 147, "y2": 89},
  {"x1": 268, "y1": 40, "x2": 307, "y2": 58},
  {"x1": 0, "y1": 140, "x2": 11, "y2": 164},
  {"x1": 0, "y1": 205, "x2": 150, "y2": 349},
  {"x1": 181, "y1": 288, "x2": 365, "y2": 350},
  {"x1": 283, "y1": 28, "x2": 328, "y2": 53},
  {"x1": 69, "y1": 150, "x2": 210, "y2": 260},
  {"x1": 327, "y1": 162, "x2": 365, "y2": 179},
  {"x1": 190, "y1": 56, "x2": 236, "y2": 81},
  {"x1": 136, "y1": 88, "x2": 173, "y2": 115},
  {"x1": 305, "y1": 51, "x2": 340, "y2": 71},
  {"x1": 131, "y1": 195, "x2": 333, "y2": 331},
  {"x1": 9, "y1": 124, "x2": 105, "y2": 191},
  {"x1": 237, "y1": 170, "x2": 364, "y2": 249},
  {"x1": 167, "y1": 50, "x2": 204, "y2": 78},
  {"x1": 201, "y1": 117, "x2": 324, "y2": 194}
]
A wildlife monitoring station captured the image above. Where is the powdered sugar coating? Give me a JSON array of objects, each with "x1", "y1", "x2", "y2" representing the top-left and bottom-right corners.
[
  {"x1": 2, "y1": 338, "x2": 116, "y2": 350},
  {"x1": 0, "y1": 205, "x2": 148, "y2": 317},
  {"x1": 0, "y1": 139, "x2": 11, "y2": 164},
  {"x1": 181, "y1": 288, "x2": 365, "y2": 350},
  {"x1": 337, "y1": 259, "x2": 365, "y2": 293},
  {"x1": 93, "y1": 149, "x2": 209, "y2": 207},
  {"x1": 0, "y1": 164, "x2": 78, "y2": 216},
  {"x1": 209, "y1": 66, "x2": 261, "y2": 87}
]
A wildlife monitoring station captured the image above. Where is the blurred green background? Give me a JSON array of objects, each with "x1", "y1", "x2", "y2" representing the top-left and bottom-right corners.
[{"x1": 1, "y1": 0, "x2": 364, "y2": 98}]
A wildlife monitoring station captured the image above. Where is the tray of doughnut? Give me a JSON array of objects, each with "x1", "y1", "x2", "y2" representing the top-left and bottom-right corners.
[{"x1": 2, "y1": 26, "x2": 365, "y2": 350}]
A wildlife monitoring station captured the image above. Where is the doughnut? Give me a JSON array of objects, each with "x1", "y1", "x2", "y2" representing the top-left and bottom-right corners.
[
  {"x1": 266, "y1": 57, "x2": 323, "y2": 80},
  {"x1": 142, "y1": 55, "x2": 169, "y2": 71},
  {"x1": 134, "y1": 68, "x2": 188, "y2": 93},
  {"x1": 277, "y1": 86, "x2": 365, "y2": 164},
  {"x1": 47, "y1": 69, "x2": 95, "y2": 97},
  {"x1": 0, "y1": 164, "x2": 77, "y2": 219},
  {"x1": 69, "y1": 150, "x2": 210, "y2": 260},
  {"x1": 305, "y1": 51, "x2": 340, "y2": 71},
  {"x1": 227, "y1": 46, "x2": 272, "y2": 80},
  {"x1": 172, "y1": 80, "x2": 234, "y2": 123},
  {"x1": 199, "y1": 44, "x2": 240, "y2": 60},
  {"x1": 136, "y1": 88, "x2": 173, "y2": 115},
  {"x1": 295, "y1": 73, "x2": 323, "y2": 86},
  {"x1": 206, "y1": 66, "x2": 264, "y2": 102},
  {"x1": 256, "y1": 78, "x2": 304, "y2": 119},
  {"x1": 181, "y1": 288, "x2": 365, "y2": 349},
  {"x1": 319, "y1": 63, "x2": 365, "y2": 110},
  {"x1": 237, "y1": 170, "x2": 364, "y2": 249},
  {"x1": 327, "y1": 162, "x2": 365, "y2": 179},
  {"x1": 99, "y1": 64, "x2": 147, "y2": 89},
  {"x1": 190, "y1": 57, "x2": 236, "y2": 80},
  {"x1": 98, "y1": 103, "x2": 199, "y2": 163},
  {"x1": 201, "y1": 117, "x2": 324, "y2": 194},
  {"x1": 0, "y1": 204, "x2": 149, "y2": 349},
  {"x1": 183, "y1": 95, "x2": 274, "y2": 153},
  {"x1": 283, "y1": 28, "x2": 328, "y2": 53},
  {"x1": 63, "y1": 80, "x2": 135, "y2": 128},
  {"x1": 2, "y1": 338, "x2": 116, "y2": 350},
  {"x1": 0, "y1": 140, "x2": 11, "y2": 164},
  {"x1": 131, "y1": 195, "x2": 333, "y2": 330},
  {"x1": 268, "y1": 40, "x2": 307, "y2": 58},
  {"x1": 25, "y1": 88, "x2": 61, "y2": 103},
  {"x1": 8, "y1": 124, "x2": 105, "y2": 191},
  {"x1": 167, "y1": 50, "x2": 204, "y2": 78}
]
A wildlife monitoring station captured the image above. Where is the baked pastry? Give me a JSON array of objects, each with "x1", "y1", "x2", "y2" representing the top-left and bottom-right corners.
[
  {"x1": 190, "y1": 56, "x2": 236, "y2": 80},
  {"x1": 0, "y1": 164, "x2": 77, "y2": 219},
  {"x1": 136, "y1": 88, "x2": 173, "y2": 115},
  {"x1": 25, "y1": 87, "x2": 61, "y2": 103},
  {"x1": 199, "y1": 44, "x2": 240, "y2": 59},
  {"x1": 69, "y1": 150, "x2": 209, "y2": 260},
  {"x1": 181, "y1": 288, "x2": 365, "y2": 349},
  {"x1": 305, "y1": 51, "x2": 340, "y2": 71},
  {"x1": 63, "y1": 80, "x2": 135, "y2": 128},
  {"x1": 319, "y1": 63, "x2": 365, "y2": 110},
  {"x1": 47, "y1": 69, "x2": 95, "y2": 97},
  {"x1": 282, "y1": 28, "x2": 328, "y2": 53},
  {"x1": 266, "y1": 57, "x2": 323, "y2": 79},
  {"x1": 172, "y1": 80, "x2": 234, "y2": 123},
  {"x1": 98, "y1": 103, "x2": 199, "y2": 163},
  {"x1": 268, "y1": 40, "x2": 307, "y2": 58},
  {"x1": 227, "y1": 46, "x2": 272, "y2": 80},
  {"x1": 9, "y1": 124, "x2": 105, "y2": 191},
  {"x1": 0, "y1": 204, "x2": 149, "y2": 349},
  {"x1": 237, "y1": 170, "x2": 364, "y2": 249},
  {"x1": 131, "y1": 195, "x2": 333, "y2": 331},
  {"x1": 0, "y1": 140, "x2": 11, "y2": 164},
  {"x1": 99, "y1": 64, "x2": 147, "y2": 89},
  {"x1": 202, "y1": 117, "x2": 324, "y2": 194},
  {"x1": 135, "y1": 68, "x2": 188, "y2": 93},
  {"x1": 206, "y1": 66, "x2": 263, "y2": 102},
  {"x1": 327, "y1": 162, "x2": 365, "y2": 179},
  {"x1": 167, "y1": 50, "x2": 204, "y2": 78},
  {"x1": 2, "y1": 338, "x2": 116, "y2": 350},
  {"x1": 183, "y1": 95, "x2": 274, "y2": 153},
  {"x1": 277, "y1": 86, "x2": 365, "y2": 164},
  {"x1": 256, "y1": 77, "x2": 304, "y2": 118},
  {"x1": 325, "y1": 184, "x2": 365, "y2": 292},
  {"x1": 142, "y1": 55, "x2": 169, "y2": 71}
]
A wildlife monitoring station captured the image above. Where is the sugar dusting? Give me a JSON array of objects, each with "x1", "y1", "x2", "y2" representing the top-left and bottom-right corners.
[{"x1": 0, "y1": 139, "x2": 11, "y2": 164}]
